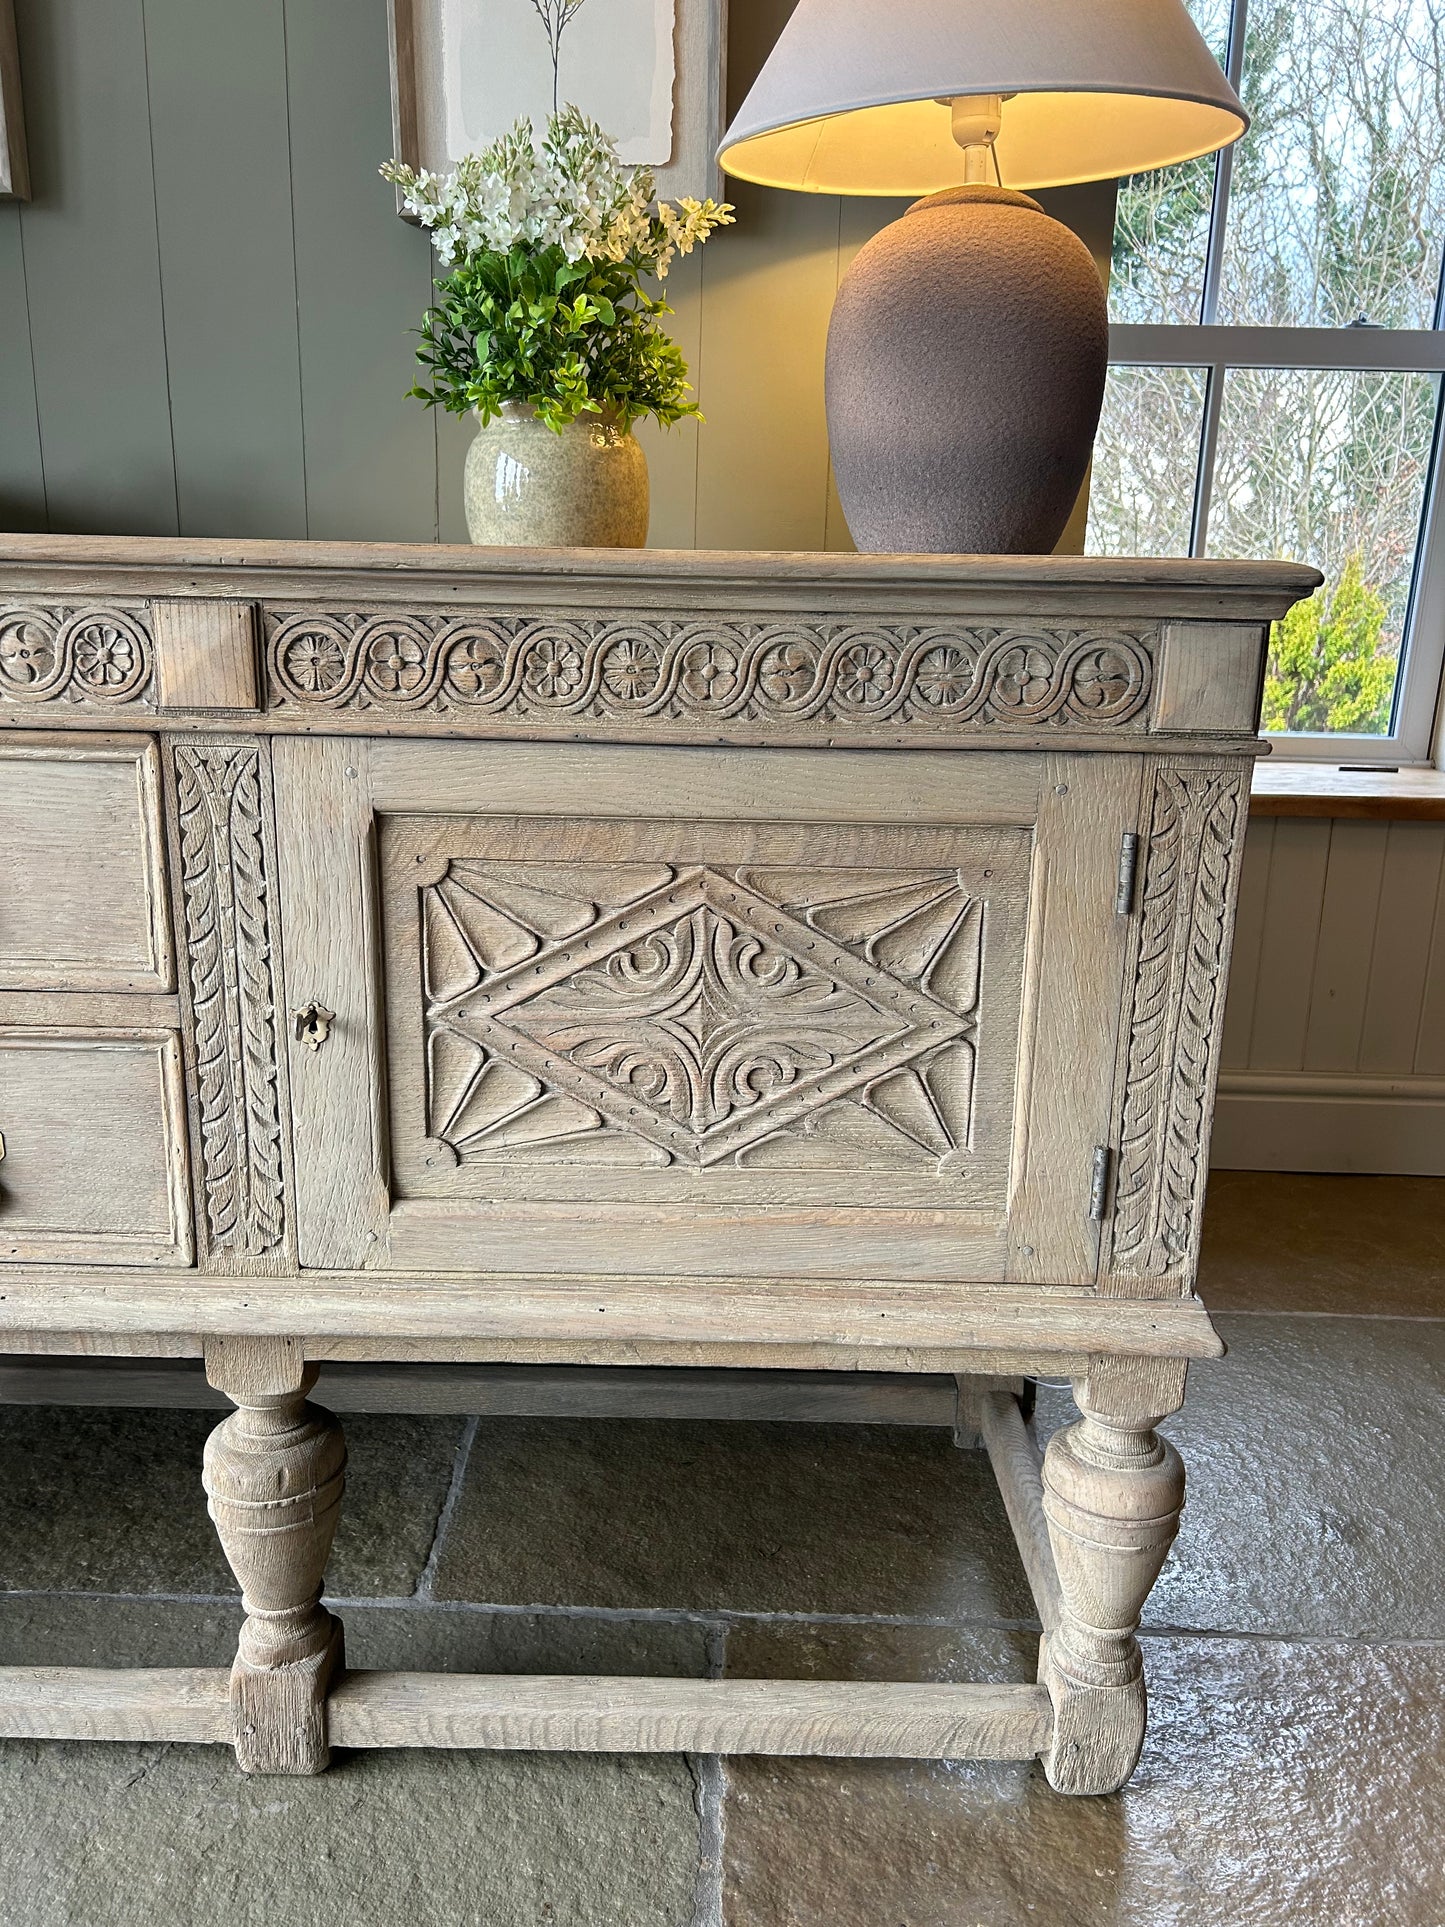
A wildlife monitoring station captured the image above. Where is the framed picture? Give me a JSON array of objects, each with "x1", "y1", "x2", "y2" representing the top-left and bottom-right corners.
[
  {"x1": 387, "y1": 0, "x2": 727, "y2": 208},
  {"x1": 0, "y1": 0, "x2": 28, "y2": 201}
]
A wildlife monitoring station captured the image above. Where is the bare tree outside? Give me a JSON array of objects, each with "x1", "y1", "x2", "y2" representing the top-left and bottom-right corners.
[{"x1": 1089, "y1": 0, "x2": 1445, "y2": 737}]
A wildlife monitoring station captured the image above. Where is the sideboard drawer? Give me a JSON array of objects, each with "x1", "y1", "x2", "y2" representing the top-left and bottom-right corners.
[
  {"x1": 0, "y1": 738, "x2": 173, "y2": 993},
  {"x1": 0, "y1": 1027, "x2": 192, "y2": 1265}
]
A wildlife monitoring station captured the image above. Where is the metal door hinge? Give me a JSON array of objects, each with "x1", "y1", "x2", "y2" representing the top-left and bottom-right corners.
[
  {"x1": 1089, "y1": 1144, "x2": 1113, "y2": 1222},
  {"x1": 1115, "y1": 832, "x2": 1141, "y2": 916}
]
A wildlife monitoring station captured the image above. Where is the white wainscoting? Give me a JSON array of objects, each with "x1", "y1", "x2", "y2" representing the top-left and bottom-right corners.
[{"x1": 1213, "y1": 816, "x2": 1445, "y2": 1174}]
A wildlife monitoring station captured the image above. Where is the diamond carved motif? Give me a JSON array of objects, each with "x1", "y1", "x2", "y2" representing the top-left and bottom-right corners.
[{"x1": 421, "y1": 861, "x2": 989, "y2": 1173}]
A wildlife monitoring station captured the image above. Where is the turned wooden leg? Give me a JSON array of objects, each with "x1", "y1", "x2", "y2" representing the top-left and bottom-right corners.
[
  {"x1": 202, "y1": 1336, "x2": 346, "y2": 1775},
  {"x1": 1039, "y1": 1355, "x2": 1185, "y2": 1796}
]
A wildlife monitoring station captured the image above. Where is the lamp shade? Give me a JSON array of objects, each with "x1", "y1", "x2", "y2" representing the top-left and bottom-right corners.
[{"x1": 718, "y1": 0, "x2": 1246, "y2": 195}]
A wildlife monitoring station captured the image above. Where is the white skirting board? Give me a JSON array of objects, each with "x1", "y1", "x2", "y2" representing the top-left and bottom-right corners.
[{"x1": 1211, "y1": 1073, "x2": 1445, "y2": 1176}]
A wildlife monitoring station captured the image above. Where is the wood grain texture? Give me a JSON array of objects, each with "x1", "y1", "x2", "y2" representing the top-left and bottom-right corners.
[
  {"x1": 0, "y1": 737, "x2": 171, "y2": 990},
  {"x1": 0, "y1": 1667, "x2": 231, "y2": 1742},
  {"x1": 1250, "y1": 763, "x2": 1445, "y2": 820},
  {"x1": 0, "y1": 1356, "x2": 966, "y2": 1423},
  {"x1": 271, "y1": 735, "x2": 388, "y2": 1267},
  {"x1": 0, "y1": 536, "x2": 1323, "y2": 620},
  {"x1": 1008, "y1": 755, "x2": 1144, "y2": 1287},
  {"x1": 0, "y1": 1666, "x2": 1052, "y2": 1762},
  {"x1": 0, "y1": 1026, "x2": 192, "y2": 1264},
  {"x1": 326, "y1": 1673, "x2": 1053, "y2": 1760},
  {"x1": 0, "y1": 1269, "x2": 1225, "y2": 1356},
  {"x1": 976, "y1": 1385, "x2": 1063, "y2": 1633},
  {"x1": 1153, "y1": 622, "x2": 1266, "y2": 737},
  {"x1": 203, "y1": 1340, "x2": 346, "y2": 1774},
  {"x1": 152, "y1": 601, "x2": 259, "y2": 712}
]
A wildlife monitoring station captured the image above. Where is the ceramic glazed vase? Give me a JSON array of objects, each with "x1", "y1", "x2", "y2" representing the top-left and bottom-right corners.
[
  {"x1": 825, "y1": 185, "x2": 1109, "y2": 555},
  {"x1": 463, "y1": 402, "x2": 650, "y2": 547}
]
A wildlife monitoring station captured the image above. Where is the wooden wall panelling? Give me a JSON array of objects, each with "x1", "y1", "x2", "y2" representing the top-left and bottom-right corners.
[
  {"x1": 1415, "y1": 840, "x2": 1445, "y2": 1075},
  {"x1": 1242, "y1": 817, "x2": 1331, "y2": 1070},
  {"x1": 1301, "y1": 819, "x2": 1388, "y2": 1071},
  {"x1": 141, "y1": 0, "x2": 306, "y2": 539},
  {"x1": 284, "y1": 0, "x2": 441, "y2": 543},
  {"x1": 0, "y1": 206, "x2": 44, "y2": 530},
  {"x1": 635, "y1": 249, "x2": 704, "y2": 550},
  {"x1": 693, "y1": 176, "x2": 842, "y2": 551},
  {"x1": 10, "y1": 0, "x2": 177, "y2": 534},
  {"x1": 1219, "y1": 817, "x2": 1272, "y2": 1067},
  {"x1": 1358, "y1": 824, "x2": 1445, "y2": 1074}
]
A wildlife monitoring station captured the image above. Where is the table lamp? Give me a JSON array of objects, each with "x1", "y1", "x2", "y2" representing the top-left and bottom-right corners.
[{"x1": 717, "y1": 0, "x2": 1247, "y2": 554}]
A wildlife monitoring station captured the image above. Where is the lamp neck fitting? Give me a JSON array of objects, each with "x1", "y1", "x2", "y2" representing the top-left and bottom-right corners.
[{"x1": 949, "y1": 93, "x2": 1004, "y2": 183}]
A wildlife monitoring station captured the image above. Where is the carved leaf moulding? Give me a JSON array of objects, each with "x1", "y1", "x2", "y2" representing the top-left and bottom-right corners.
[
  {"x1": 266, "y1": 609, "x2": 1156, "y2": 730},
  {"x1": 172, "y1": 741, "x2": 287, "y2": 1259},
  {"x1": 420, "y1": 859, "x2": 989, "y2": 1173},
  {"x1": 1110, "y1": 767, "x2": 1245, "y2": 1278},
  {"x1": 0, "y1": 604, "x2": 154, "y2": 706}
]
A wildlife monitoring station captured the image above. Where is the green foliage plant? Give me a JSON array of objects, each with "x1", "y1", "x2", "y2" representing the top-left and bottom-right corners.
[
  {"x1": 1262, "y1": 551, "x2": 1397, "y2": 735},
  {"x1": 381, "y1": 109, "x2": 732, "y2": 433}
]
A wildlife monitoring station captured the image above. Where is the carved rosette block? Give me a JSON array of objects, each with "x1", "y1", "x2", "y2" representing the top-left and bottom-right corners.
[
  {"x1": 0, "y1": 603, "x2": 154, "y2": 706},
  {"x1": 171, "y1": 742, "x2": 288, "y2": 1262},
  {"x1": 203, "y1": 1350, "x2": 346, "y2": 1775},
  {"x1": 1039, "y1": 1369, "x2": 1185, "y2": 1795}
]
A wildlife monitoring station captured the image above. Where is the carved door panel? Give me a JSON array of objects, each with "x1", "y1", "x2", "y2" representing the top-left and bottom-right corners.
[
  {"x1": 274, "y1": 739, "x2": 1144, "y2": 1287},
  {"x1": 0, "y1": 736, "x2": 193, "y2": 1266}
]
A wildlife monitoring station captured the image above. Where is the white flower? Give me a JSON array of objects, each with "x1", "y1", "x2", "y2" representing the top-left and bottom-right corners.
[{"x1": 380, "y1": 106, "x2": 734, "y2": 278}]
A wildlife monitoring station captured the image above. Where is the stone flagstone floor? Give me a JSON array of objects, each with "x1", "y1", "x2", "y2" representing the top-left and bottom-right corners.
[{"x1": 1, "y1": 1170, "x2": 1443, "y2": 1925}]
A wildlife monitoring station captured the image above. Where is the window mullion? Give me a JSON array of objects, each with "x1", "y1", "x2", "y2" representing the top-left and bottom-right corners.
[
  {"x1": 1200, "y1": 0, "x2": 1249, "y2": 326},
  {"x1": 1190, "y1": 364, "x2": 1227, "y2": 557}
]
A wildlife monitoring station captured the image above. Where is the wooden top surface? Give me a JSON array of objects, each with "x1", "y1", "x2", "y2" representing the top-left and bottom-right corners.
[
  {"x1": 0, "y1": 535, "x2": 1323, "y2": 619},
  {"x1": 1251, "y1": 762, "x2": 1445, "y2": 820}
]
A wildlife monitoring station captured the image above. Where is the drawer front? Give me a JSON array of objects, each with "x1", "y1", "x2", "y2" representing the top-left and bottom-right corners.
[
  {"x1": 277, "y1": 739, "x2": 1143, "y2": 1287},
  {"x1": 0, "y1": 740, "x2": 173, "y2": 992},
  {"x1": 0, "y1": 1028, "x2": 192, "y2": 1265},
  {"x1": 0, "y1": 736, "x2": 194, "y2": 1270}
]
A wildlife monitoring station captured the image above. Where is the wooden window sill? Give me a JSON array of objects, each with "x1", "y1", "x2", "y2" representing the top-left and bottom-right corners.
[{"x1": 1250, "y1": 763, "x2": 1445, "y2": 820}]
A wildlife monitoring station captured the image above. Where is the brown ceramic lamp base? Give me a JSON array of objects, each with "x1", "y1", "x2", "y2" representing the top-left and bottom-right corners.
[{"x1": 825, "y1": 185, "x2": 1109, "y2": 556}]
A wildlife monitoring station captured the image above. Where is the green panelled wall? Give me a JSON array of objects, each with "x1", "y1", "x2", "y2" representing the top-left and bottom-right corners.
[{"x1": 0, "y1": 0, "x2": 1114, "y2": 549}]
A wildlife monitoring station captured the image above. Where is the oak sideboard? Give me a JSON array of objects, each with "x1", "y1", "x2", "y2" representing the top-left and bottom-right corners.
[{"x1": 0, "y1": 536, "x2": 1319, "y2": 1792}]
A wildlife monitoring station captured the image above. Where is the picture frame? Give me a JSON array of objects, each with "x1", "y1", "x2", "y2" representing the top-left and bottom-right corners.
[
  {"x1": 387, "y1": 0, "x2": 727, "y2": 212},
  {"x1": 0, "y1": 0, "x2": 28, "y2": 201}
]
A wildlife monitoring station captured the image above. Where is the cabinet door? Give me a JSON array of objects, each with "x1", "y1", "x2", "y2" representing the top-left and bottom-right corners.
[
  {"x1": 275, "y1": 739, "x2": 1141, "y2": 1287},
  {"x1": 0, "y1": 737, "x2": 193, "y2": 1266}
]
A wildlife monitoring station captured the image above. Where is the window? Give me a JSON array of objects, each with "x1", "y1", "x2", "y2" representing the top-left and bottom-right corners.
[{"x1": 1085, "y1": 0, "x2": 1445, "y2": 762}]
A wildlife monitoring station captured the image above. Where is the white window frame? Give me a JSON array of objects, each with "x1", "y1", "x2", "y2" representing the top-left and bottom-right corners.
[{"x1": 1105, "y1": 0, "x2": 1445, "y2": 766}]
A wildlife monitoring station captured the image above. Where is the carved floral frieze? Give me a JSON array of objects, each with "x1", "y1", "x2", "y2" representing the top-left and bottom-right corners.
[
  {"x1": 0, "y1": 605, "x2": 153, "y2": 706},
  {"x1": 266, "y1": 610, "x2": 1155, "y2": 730}
]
